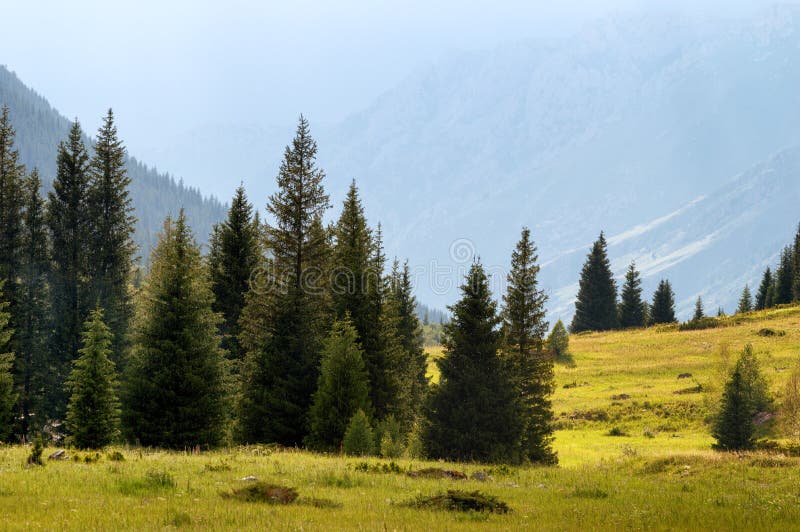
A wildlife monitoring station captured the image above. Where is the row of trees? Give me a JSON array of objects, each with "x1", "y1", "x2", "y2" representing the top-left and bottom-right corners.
[
  {"x1": 570, "y1": 233, "x2": 678, "y2": 333},
  {"x1": 738, "y1": 226, "x2": 800, "y2": 313}
]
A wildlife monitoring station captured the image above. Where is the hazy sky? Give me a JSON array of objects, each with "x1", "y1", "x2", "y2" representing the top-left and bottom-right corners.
[{"x1": 1, "y1": 0, "x2": 787, "y2": 159}]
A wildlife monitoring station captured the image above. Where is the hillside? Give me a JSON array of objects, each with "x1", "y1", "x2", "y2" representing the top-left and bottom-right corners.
[{"x1": 0, "y1": 66, "x2": 226, "y2": 256}]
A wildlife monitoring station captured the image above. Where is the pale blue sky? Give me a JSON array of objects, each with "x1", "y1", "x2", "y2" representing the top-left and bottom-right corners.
[{"x1": 1, "y1": 0, "x2": 787, "y2": 157}]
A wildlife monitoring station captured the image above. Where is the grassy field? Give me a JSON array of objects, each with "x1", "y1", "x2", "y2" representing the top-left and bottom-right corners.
[{"x1": 2, "y1": 307, "x2": 800, "y2": 530}]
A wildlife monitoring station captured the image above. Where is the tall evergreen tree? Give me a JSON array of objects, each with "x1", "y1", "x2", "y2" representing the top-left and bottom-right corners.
[
  {"x1": 65, "y1": 308, "x2": 120, "y2": 449},
  {"x1": 238, "y1": 116, "x2": 331, "y2": 445},
  {"x1": 306, "y1": 317, "x2": 371, "y2": 451},
  {"x1": 571, "y1": 232, "x2": 618, "y2": 332},
  {"x1": 618, "y1": 261, "x2": 646, "y2": 328},
  {"x1": 649, "y1": 280, "x2": 676, "y2": 324},
  {"x1": 14, "y1": 169, "x2": 50, "y2": 438},
  {"x1": 208, "y1": 185, "x2": 260, "y2": 367},
  {"x1": 692, "y1": 296, "x2": 705, "y2": 321},
  {"x1": 123, "y1": 212, "x2": 227, "y2": 448},
  {"x1": 501, "y1": 228, "x2": 556, "y2": 464},
  {"x1": 793, "y1": 224, "x2": 800, "y2": 302},
  {"x1": 0, "y1": 282, "x2": 15, "y2": 441},
  {"x1": 755, "y1": 268, "x2": 772, "y2": 310},
  {"x1": 547, "y1": 320, "x2": 570, "y2": 358},
  {"x1": 87, "y1": 109, "x2": 136, "y2": 365},
  {"x1": 774, "y1": 246, "x2": 794, "y2": 306},
  {"x1": 737, "y1": 285, "x2": 753, "y2": 314},
  {"x1": 47, "y1": 120, "x2": 92, "y2": 419},
  {"x1": 0, "y1": 106, "x2": 25, "y2": 309},
  {"x1": 423, "y1": 262, "x2": 521, "y2": 463}
]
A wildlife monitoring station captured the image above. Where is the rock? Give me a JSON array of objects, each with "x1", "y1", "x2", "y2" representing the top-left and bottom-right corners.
[
  {"x1": 240, "y1": 475, "x2": 259, "y2": 482},
  {"x1": 753, "y1": 411, "x2": 775, "y2": 426},
  {"x1": 48, "y1": 449, "x2": 67, "y2": 460},
  {"x1": 470, "y1": 471, "x2": 488, "y2": 481},
  {"x1": 677, "y1": 373, "x2": 692, "y2": 379}
]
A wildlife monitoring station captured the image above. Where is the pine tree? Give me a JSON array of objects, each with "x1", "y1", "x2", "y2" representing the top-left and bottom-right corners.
[
  {"x1": 87, "y1": 109, "x2": 136, "y2": 366},
  {"x1": 618, "y1": 261, "x2": 646, "y2": 329},
  {"x1": 712, "y1": 344, "x2": 771, "y2": 451},
  {"x1": 0, "y1": 106, "x2": 25, "y2": 310},
  {"x1": 423, "y1": 262, "x2": 522, "y2": 463},
  {"x1": 547, "y1": 320, "x2": 569, "y2": 358},
  {"x1": 649, "y1": 280, "x2": 677, "y2": 324},
  {"x1": 238, "y1": 116, "x2": 331, "y2": 445},
  {"x1": 501, "y1": 227, "x2": 556, "y2": 464},
  {"x1": 306, "y1": 317, "x2": 371, "y2": 451},
  {"x1": 692, "y1": 296, "x2": 705, "y2": 321},
  {"x1": 571, "y1": 233, "x2": 618, "y2": 333},
  {"x1": 737, "y1": 286, "x2": 753, "y2": 314},
  {"x1": 208, "y1": 185, "x2": 260, "y2": 367},
  {"x1": 47, "y1": 120, "x2": 92, "y2": 419},
  {"x1": 123, "y1": 211, "x2": 227, "y2": 448},
  {"x1": 14, "y1": 169, "x2": 50, "y2": 438},
  {"x1": 65, "y1": 308, "x2": 120, "y2": 449},
  {"x1": 755, "y1": 268, "x2": 773, "y2": 310},
  {"x1": 0, "y1": 282, "x2": 16, "y2": 441},
  {"x1": 774, "y1": 246, "x2": 794, "y2": 306}
]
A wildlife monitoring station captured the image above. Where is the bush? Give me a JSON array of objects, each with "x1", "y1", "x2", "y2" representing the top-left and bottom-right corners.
[
  {"x1": 374, "y1": 416, "x2": 404, "y2": 458},
  {"x1": 26, "y1": 437, "x2": 44, "y2": 466},
  {"x1": 342, "y1": 410, "x2": 374, "y2": 456},
  {"x1": 222, "y1": 482, "x2": 298, "y2": 504},
  {"x1": 107, "y1": 450, "x2": 125, "y2": 462},
  {"x1": 402, "y1": 490, "x2": 511, "y2": 514},
  {"x1": 606, "y1": 426, "x2": 628, "y2": 437}
]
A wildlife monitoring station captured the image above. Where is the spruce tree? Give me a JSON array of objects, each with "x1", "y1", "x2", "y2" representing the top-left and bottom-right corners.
[
  {"x1": 774, "y1": 246, "x2": 794, "y2": 306},
  {"x1": 755, "y1": 268, "x2": 772, "y2": 310},
  {"x1": 737, "y1": 285, "x2": 753, "y2": 314},
  {"x1": 423, "y1": 262, "x2": 522, "y2": 463},
  {"x1": 547, "y1": 320, "x2": 569, "y2": 358},
  {"x1": 0, "y1": 106, "x2": 25, "y2": 311},
  {"x1": 208, "y1": 185, "x2": 260, "y2": 367},
  {"x1": 342, "y1": 409, "x2": 374, "y2": 456},
  {"x1": 238, "y1": 116, "x2": 331, "y2": 445},
  {"x1": 47, "y1": 120, "x2": 92, "y2": 418},
  {"x1": 793, "y1": 224, "x2": 800, "y2": 302},
  {"x1": 0, "y1": 282, "x2": 16, "y2": 441},
  {"x1": 501, "y1": 227, "x2": 556, "y2": 463},
  {"x1": 649, "y1": 280, "x2": 676, "y2": 324},
  {"x1": 618, "y1": 261, "x2": 646, "y2": 328},
  {"x1": 65, "y1": 309, "x2": 120, "y2": 449},
  {"x1": 571, "y1": 233, "x2": 618, "y2": 333},
  {"x1": 123, "y1": 211, "x2": 227, "y2": 448},
  {"x1": 87, "y1": 109, "x2": 136, "y2": 365},
  {"x1": 692, "y1": 296, "x2": 705, "y2": 321},
  {"x1": 14, "y1": 169, "x2": 50, "y2": 438},
  {"x1": 306, "y1": 317, "x2": 371, "y2": 451}
]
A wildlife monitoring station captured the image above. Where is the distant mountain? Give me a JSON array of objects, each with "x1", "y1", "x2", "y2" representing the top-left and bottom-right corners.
[
  {"x1": 129, "y1": 6, "x2": 800, "y2": 318},
  {"x1": 0, "y1": 66, "x2": 226, "y2": 258}
]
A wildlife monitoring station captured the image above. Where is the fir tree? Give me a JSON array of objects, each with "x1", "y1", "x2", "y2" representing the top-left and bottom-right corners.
[
  {"x1": 501, "y1": 227, "x2": 556, "y2": 464},
  {"x1": 618, "y1": 261, "x2": 646, "y2": 328},
  {"x1": 47, "y1": 120, "x2": 92, "y2": 418},
  {"x1": 712, "y1": 344, "x2": 771, "y2": 451},
  {"x1": 238, "y1": 116, "x2": 331, "y2": 445},
  {"x1": 14, "y1": 169, "x2": 50, "y2": 438},
  {"x1": 571, "y1": 233, "x2": 618, "y2": 333},
  {"x1": 342, "y1": 409, "x2": 374, "y2": 456},
  {"x1": 423, "y1": 262, "x2": 522, "y2": 463},
  {"x1": 0, "y1": 106, "x2": 25, "y2": 310},
  {"x1": 65, "y1": 308, "x2": 120, "y2": 449},
  {"x1": 123, "y1": 212, "x2": 227, "y2": 448},
  {"x1": 755, "y1": 268, "x2": 773, "y2": 310},
  {"x1": 649, "y1": 279, "x2": 677, "y2": 324},
  {"x1": 306, "y1": 317, "x2": 371, "y2": 451},
  {"x1": 208, "y1": 185, "x2": 260, "y2": 367},
  {"x1": 547, "y1": 320, "x2": 569, "y2": 358},
  {"x1": 0, "y1": 282, "x2": 16, "y2": 441},
  {"x1": 774, "y1": 246, "x2": 794, "y2": 306},
  {"x1": 737, "y1": 285, "x2": 753, "y2": 314},
  {"x1": 692, "y1": 296, "x2": 705, "y2": 321},
  {"x1": 87, "y1": 109, "x2": 136, "y2": 365}
]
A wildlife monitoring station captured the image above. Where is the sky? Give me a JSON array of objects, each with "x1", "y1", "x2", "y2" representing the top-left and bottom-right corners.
[{"x1": 2, "y1": 0, "x2": 782, "y2": 160}]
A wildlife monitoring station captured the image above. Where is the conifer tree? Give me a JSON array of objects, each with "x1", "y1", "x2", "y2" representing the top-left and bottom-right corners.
[
  {"x1": 423, "y1": 262, "x2": 521, "y2": 463},
  {"x1": 712, "y1": 344, "x2": 771, "y2": 451},
  {"x1": 571, "y1": 233, "x2": 618, "y2": 333},
  {"x1": 238, "y1": 116, "x2": 331, "y2": 445},
  {"x1": 547, "y1": 320, "x2": 569, "y2": 358},
  {"x1": 692, "y1": 296, "x2": 705, "y2": 321},
  {"x1": 737, "y1": 285, "x2": 753, "y2": 314},
  {"x1": 47, "y1": 120, "x2": 92, "y2": 418},
  {"x1": 501, "y1": 227, "x2": 556, "y2": 463},
  {"x1": 208, "y1": 185, "x2": 260, "y2": 367},
  {"x1": 774, "y1": 246, "x2": 794, "y2": 306},
  {"x1": 649, "y1": 280, "x2": 676, "y2": 324},
  {"x1": 123, "y1": 212, "x2": 227, "y2": 448},
  {"x1": 306, "y1": 317, "x2": 371, "y2": 451},
  {"x1": 793, "y1": 224, "x2": 800, "y2": 302},
  {"x1": 755, "y1": 268, "x2": 772, "y2": 310},
  {"x1": 87, "y1": 110, "x2": 136, "y2": 365},
  {"x1": 0, "y1": 283, "x2": 16, "y2": 441},
  {"x1": 14, "y1": 169, "x2": 50, "y2": 437},
  {"x1": 65, "y1": 308, "x2": 120, "y2": 449},
  {"x1": 342, "y1": 409, "x2": 374, "y2": 456},
  {"x1": 618, "y1": 261, "x2": 646, "y2": 328},
  {"x1": 0, "y1": 106, "x2": 25, "y2": 308}
]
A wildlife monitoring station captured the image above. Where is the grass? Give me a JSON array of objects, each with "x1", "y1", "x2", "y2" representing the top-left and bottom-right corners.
[{"x1": 2, "y1": 306, "x2": 800, "y2": 529}]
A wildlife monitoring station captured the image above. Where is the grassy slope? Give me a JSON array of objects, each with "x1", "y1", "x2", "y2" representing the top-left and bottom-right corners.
[{"x1": 2, "y1": 307, "x2": 800, "y2": 530}]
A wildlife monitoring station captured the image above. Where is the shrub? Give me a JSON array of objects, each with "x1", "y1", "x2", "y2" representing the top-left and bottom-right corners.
[
  {"x1": 26, "y1": 437, "x2": 44, "y2": 466},
  {"x1": 606, "y1": 426, "x2": 628, "y2": 437},
  {"x1": 374, "y1": 416, "x2": 405, "y2": 458},
  {"x1": 107, "y1": 451, "x2": 125, "y2": 462},
  {"x1": 402, "y1": 490, "x2": 510, "y2": 514},
  {"x1": 222, "y1": 482, "x2": 298, "y2": 504},
  {"x1": 342, "y1": 410, "x2": 374, "y2": 456}
]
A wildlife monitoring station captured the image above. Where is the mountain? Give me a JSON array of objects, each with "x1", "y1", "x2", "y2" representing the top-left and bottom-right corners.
[{"x1": 0, "y1": 66, "x2": 226, "y2": 258}]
